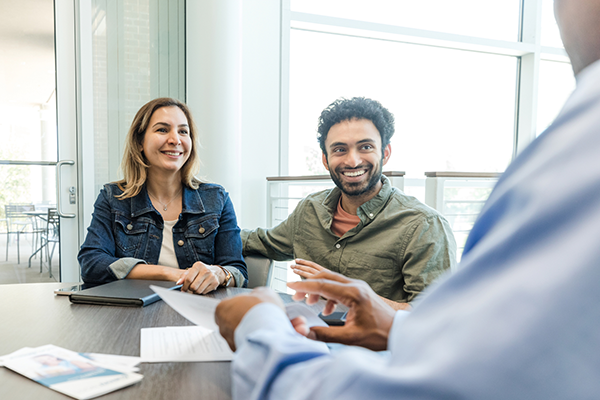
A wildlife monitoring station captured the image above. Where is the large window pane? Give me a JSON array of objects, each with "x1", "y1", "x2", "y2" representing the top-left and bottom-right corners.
[
  {"x1": 0, "y1": 0, "x2": 59, "y2": 284},
  {"x1": 536, "y1": 60, "x2": 575, "y2": 136},
  {"x1": 541, "y1": 0, "x2": 563, "y2": 48},
  {"x1": 289, "y1": 30, "x2": 516, "y2": 178},
  {"x1": 291, "y1": 0, "x2": 521, "y2": 42},
  {"x1": 0, "y1": 0, "x2": 57, "y2": 163}
]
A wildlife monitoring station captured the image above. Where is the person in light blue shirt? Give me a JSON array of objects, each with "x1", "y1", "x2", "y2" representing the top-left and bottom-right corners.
[{"x1": 214, "y1": 1, "x2": 600, "y2": 399}]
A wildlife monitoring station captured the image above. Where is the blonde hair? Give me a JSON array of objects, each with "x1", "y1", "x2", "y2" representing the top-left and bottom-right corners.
[{"x1": 116, "y1": 98, "x2": 201, "y2": 199}]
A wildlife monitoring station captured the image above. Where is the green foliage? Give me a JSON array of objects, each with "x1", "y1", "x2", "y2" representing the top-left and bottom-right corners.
[{"x1": 0, "y1": 154, "x2": 32, "y2": 222}]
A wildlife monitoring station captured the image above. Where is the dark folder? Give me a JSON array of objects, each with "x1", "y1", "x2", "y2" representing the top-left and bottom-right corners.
[{"x1": 69, "y1": 279, "x2": 182, "y2": 307}]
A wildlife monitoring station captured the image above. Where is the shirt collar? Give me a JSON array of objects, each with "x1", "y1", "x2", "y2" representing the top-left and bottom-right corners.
[
  {"x1": 322, "y1": 175, "x2": 393, "y2": 223},
  {"x1": 356, "y1": 175, "x2": 393, "y2": 222}
]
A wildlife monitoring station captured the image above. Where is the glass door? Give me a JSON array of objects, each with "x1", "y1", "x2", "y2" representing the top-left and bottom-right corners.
[{"x1": 0, "y1": 0, "x2": 80, "y2": 284}]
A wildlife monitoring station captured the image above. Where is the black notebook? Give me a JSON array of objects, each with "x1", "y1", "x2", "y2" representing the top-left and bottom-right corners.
[{"x1": 69, "y1": 279, "x2": 182, "y2": 307}]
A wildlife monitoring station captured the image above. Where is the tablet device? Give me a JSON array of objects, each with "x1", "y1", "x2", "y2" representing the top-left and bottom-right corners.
[
  {"x1": 54, "y1": 284, "x2": 85, "y2": 296},
  {"x1": 69, "y1": 280, "x2": 182, "y2": 307}
]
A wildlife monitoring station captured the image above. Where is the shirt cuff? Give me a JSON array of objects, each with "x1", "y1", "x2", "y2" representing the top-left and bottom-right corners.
[
  {"x1": 387, "y1": 310, "x2": 410, "y2": 355},
  {"x1": 234, "y1": 303, "x2": 292, "y2": 349},
  {"x1": 223, "y1": 266, "x2": 246, "y2": 288},
  {"x1": 109, "y1": 257, "x2": 147, "y2": 279}
]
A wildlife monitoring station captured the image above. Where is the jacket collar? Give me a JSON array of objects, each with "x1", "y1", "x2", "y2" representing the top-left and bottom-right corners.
[{"x1": 130, "y1": 184, "x2": 205, "y2": 218}]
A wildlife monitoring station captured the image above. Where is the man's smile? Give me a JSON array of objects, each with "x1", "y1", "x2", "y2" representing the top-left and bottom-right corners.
[{"x1": 342, "y1": 169, "x2": 367, "y2": 177}]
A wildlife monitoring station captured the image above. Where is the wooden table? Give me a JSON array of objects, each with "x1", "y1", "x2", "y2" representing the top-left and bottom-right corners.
[{"x1": 0, "y1": 283, "x2": 313, "y2": 400}]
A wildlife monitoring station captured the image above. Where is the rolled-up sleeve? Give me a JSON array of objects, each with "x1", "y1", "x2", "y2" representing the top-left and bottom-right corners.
[
  {"x1": 400, "y1": 215, "x2": 456, "y2": 301},
  {"x1": 78, "y1": 187, "x2": 145, "y2": 284}
]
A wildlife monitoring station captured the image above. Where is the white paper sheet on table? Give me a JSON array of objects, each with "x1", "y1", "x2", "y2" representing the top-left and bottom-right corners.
[{"x1": 140, "y1": 326, "x2": 233, "y2": 362}]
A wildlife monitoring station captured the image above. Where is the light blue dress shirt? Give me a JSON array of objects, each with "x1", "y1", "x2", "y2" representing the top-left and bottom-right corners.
[{"x1": 231, "y1": 60, "x2": 600, "y2": 400}]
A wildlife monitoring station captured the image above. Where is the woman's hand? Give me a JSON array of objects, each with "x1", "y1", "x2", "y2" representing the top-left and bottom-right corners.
[{"x1": 177, "y1": 261, "x2": 225, "y2": 294}]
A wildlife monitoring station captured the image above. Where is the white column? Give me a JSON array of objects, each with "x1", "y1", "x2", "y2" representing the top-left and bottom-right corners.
[
  {"x1": 239, "y1": 0, "x2": 281, "y2": 228},
  {"x1": 187, "y1": 0, "x2": 281, "y2": 228},
  {"x1": 186, "y1": 0, "x2": 243, "y2": 209}
]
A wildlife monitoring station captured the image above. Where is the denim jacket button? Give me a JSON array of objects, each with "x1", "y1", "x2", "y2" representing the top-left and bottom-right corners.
[
  {"x1": 177, "y1": 240, "x2": 185, "y2": 246},
  {"x1": 199, "y1": 227, "x2": 205, "y2": 234},
  {"x1": 126, "y1": 224, "x2": 133, "y2": 230}
]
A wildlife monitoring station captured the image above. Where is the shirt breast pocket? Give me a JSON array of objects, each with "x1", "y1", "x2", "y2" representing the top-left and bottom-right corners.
[
  {"x1": 114, "y1": 216, "x2": 148, "y2": 257},
  {"x1": 346, "y1": 253, "x2": 395, "y2": 298},
  {"x1": 186, "y1": 215, "x2": 219, "y2": 260}
]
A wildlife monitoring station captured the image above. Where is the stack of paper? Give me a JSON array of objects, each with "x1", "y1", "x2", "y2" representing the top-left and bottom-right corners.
[
  {"x1": 143, "y1": 285, "x2": 328, "y2": 363},
  {"x1": 0, "y1": 345, "x2": 142, "y2": 400}
]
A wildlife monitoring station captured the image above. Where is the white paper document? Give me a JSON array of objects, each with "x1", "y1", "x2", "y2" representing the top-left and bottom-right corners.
[
  {"x1": 151, "y1": 285, "x2": 327, "y2": 330},
  {"x1": 150, "y1": 285, "x2": 221, "y2": 331},
  {"x1": 148, "y1": 285, "x2": 328, "y2": 363},
  {"x1": 141, "y1": 326, "x2": 233, "y2": 362}
]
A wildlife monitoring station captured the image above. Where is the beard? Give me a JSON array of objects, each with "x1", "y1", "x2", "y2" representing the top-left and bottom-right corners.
[{"x1": 329, "y1": 160, "x2": 383, "y2": 198}]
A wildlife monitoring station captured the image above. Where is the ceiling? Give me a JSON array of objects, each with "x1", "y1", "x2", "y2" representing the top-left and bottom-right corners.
[{"x1": 0, "y1": 0, "x2": 56, "y2": 107}]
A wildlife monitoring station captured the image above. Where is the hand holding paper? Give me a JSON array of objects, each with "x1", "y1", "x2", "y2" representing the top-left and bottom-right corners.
[{"x1": 150, "y1": 285, "x2": 327, "y2": 352}]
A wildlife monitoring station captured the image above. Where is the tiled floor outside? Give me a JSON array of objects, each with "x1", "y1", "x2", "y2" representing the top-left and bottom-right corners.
[{"x1": 0, "y1": 232, "x2": 59, "y2": 284}]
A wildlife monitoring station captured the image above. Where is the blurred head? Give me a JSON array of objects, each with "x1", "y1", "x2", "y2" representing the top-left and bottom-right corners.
[
  {"x1": 118, "y1": 98, "x2": 201, "y2": 198},
  {"x1": 554, "y1": 0, "x2": 600, "y2": 76},
  {"x1": 317, "y1": 97, "x2": 395, "y2": 161}
]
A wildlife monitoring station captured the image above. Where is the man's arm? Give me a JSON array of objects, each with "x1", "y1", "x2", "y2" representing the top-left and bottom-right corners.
[
  {"x1": 400, "y1": 215, "x2": 457, "y2": 301},
  {"x1": 240, "y1": 199, "x2": 308, "y2": 261}
]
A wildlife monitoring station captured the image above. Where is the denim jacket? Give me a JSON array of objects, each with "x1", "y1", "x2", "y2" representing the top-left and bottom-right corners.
[{"x1": 78, "y1": 182, "x2": 247, "y2": 286}]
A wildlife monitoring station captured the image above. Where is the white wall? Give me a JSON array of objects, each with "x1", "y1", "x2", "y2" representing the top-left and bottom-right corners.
[{"x1": 187, "y1": 0, "x2": 281, "y2": 229}]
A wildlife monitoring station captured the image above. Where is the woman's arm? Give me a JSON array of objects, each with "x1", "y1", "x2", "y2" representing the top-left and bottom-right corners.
[
  {"x1": 78, "y1": 187, "x2": 143, "y2": 284},
  {"x1": 127, "y1": 263, "x2": 184, "y2": 282}
]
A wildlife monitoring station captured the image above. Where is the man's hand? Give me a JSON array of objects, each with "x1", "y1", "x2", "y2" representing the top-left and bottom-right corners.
[
  {"x1": 215, "y1": 288, "x2": 286, "y2": 351},
  {"x1": 177, "y1": 261, "x2": 225, "y2": 294},
  {"x1": 289, "y1": 270, "x2": 396, "y2": 351},
  {"x1": 291, "y1": 258, "x2": 328, "y2": 279}
]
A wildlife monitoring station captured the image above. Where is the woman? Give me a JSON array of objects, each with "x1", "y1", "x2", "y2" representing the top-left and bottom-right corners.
[{"x1": 78, "y1": 98, "x2": 247, "y2": 293}]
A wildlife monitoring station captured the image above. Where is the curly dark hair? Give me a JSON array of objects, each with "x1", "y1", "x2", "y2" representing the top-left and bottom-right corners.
[{"x1": 317, "y1": 97, "x2": 395, "y2": 159}]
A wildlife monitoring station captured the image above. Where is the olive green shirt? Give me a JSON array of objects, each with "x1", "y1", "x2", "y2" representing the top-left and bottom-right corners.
[{"x1": 241, "y1": 176, "x2": 456, "y2": 302}]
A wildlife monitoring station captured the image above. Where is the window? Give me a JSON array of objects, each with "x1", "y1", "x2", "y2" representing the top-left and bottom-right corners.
[
  {"x1": 288, "y1": 29, "x2": 517, "y2": 178},
  {"x1": 284, "y1": 0, "x2": 573, "y2": 178},
  {"x1": 291, "y1": 0, "x2": 521, "y2": 41}
]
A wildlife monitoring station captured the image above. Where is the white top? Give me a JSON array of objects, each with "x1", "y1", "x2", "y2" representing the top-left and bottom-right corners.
[{"x1": 157, "y1": 220, "x2": 179, "y2": 268}]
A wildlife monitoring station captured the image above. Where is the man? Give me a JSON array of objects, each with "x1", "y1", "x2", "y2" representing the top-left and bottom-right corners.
[
  {"x1": 242, "y1": 97, "x2": 456, "y2": 309},
  {"x1": 216, "y1": 1, "x2": 600, "y2": 398}
]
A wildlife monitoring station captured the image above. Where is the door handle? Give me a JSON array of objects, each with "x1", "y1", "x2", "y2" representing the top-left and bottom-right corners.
[{"x1": 56, "y1": 160, "x2": 76, "y2": 218}]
